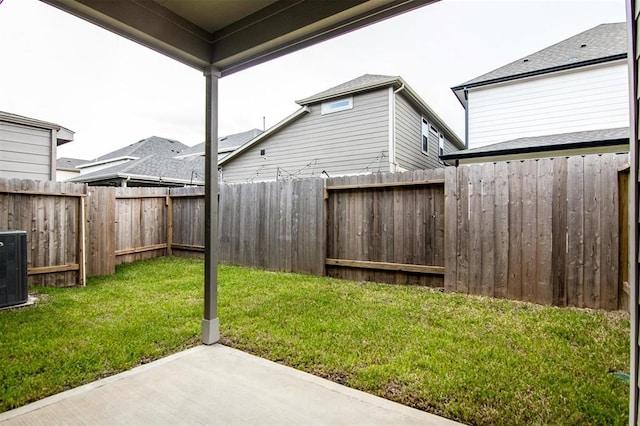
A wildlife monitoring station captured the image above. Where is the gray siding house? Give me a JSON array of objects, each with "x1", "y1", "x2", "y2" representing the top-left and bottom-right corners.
[
  {"x1": 219, "y1": 75, "x2": 463, "y2": 183},
  {"x1": 1, "y1": 111, "x2": 74, "y2": 181}
]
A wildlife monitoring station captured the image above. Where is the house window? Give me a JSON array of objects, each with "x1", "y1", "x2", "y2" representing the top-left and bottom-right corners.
[
  {"x1": 421, "y1": 118, "x2": 430, "y2": 155},
  {"x1": 439, "y1": 133, "x2": 445, "y2": 156},
  {"x1": 321, "y1": 97, "x2": 353, "y2": 115}
]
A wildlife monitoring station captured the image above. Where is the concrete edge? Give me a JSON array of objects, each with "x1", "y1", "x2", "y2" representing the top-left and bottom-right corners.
[
  {"x1": 215, "y1": 345, "x2": 458, "y2": 423},
  {"x1": 1, "y1": 344, "x2": 460, "y2": 425},
  {"x1": 0, "y1": 345, "x2": 207, "y2": 421}
]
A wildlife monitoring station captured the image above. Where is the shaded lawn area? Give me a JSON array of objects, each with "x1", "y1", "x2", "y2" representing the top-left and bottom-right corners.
[{"x1": 0, "y1": 257, "x2": 629, "y2": 425}]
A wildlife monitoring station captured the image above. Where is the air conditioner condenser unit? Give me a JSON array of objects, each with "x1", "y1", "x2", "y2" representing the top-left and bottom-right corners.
[{"x1": 0, "y1": 231, "x2": 28, "y2": 308}]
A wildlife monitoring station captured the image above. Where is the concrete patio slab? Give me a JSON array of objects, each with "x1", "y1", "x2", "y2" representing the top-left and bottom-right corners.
[{"x1": 0, "y1": 344, "x2": 462, "y2": 425}]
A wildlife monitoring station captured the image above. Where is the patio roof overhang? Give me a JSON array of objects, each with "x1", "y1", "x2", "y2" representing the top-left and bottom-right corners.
[
  {"x1": 39, "y1": 0, "x2": 437, "y2": 76},
  {"x1": 37, "y1": 0, "x2": 438, "y2": 345}
]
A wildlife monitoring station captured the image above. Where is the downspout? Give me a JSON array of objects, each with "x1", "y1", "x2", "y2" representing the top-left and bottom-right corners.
[
  {"x1": 463, "y1": 88, "x2": 469, "y2": 149},
  {"x1": 389, "y1": 83, "x2": 405, "y2": 173},
  {"x1": 50, "y1": 129, "x2": 57, "y2": 180}
]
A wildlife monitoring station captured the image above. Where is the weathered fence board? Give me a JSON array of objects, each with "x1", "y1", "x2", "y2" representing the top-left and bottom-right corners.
[
  {"x1": 86, "y1": 187, "x2": 116, "y2": 276},
  {"x1": 444, "y1": 153, "x2": 628, "y2": 309},
  {"x1": 0, "y1": 178, "x2": 85, "y2": 286},
  {"x1": 216, "y1": 178, "x2": 325, "y2": 275},
  {"x1": 325, "y1": 169, "x2": 445, "y2": 287},
  {"x1": 114, "y1": 187, "x2": 168, "y2": 265}
]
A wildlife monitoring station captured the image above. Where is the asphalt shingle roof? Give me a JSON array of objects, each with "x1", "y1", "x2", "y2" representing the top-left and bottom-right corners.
[
  {"x1": 441, "y1": 127, "x2": 629, "y2": 160},
  {"x1": 56, "y1": 157, "x2": 88, "y2": 170},
  {"x1": 70, "y1": 154, "x2": 204, "y2": 184},
  {"x1": 94, "y1": 136, "x2": 188, "y2": 162},
  {"x1": 295, "y1": 74, "x2": 399, "y2": 105},
  {"x1": 453, "y1": 22, "x2": 627, "y2": 89},
  {"x1": 180, "y1": 128, "x2": 263, "y2": 156}
]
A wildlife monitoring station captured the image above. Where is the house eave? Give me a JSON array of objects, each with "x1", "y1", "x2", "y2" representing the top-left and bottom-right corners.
[
  {"x1": 72, "y1": 172, "x2": 204, "y2": 186},
  {"x1": 0, "y1": 111, "x2": 75, "y2": 145},
  {"x1": 440, "y1": 138, "x2": 630, "y2": 161},
  {"x1": 77, "y1": 156, "x2": 139, "y2": 168},
  {"x1": 451, "y1": 54, "x2": 628, "y2": 104}
]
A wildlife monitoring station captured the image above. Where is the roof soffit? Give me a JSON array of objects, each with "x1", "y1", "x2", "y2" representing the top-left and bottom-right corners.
[{"x1": 40, "y1": 0, "x2": 437, "y2": 75}]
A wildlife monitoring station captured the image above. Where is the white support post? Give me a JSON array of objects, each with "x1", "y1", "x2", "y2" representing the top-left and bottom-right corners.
[{"x1": 202, "y1": 65, "x2": 221, "y2": 345}]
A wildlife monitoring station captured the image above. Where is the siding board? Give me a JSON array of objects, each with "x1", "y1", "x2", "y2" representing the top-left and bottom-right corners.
[{"x1": 467, "y1": 62, "x2": 629, "y2": 147}]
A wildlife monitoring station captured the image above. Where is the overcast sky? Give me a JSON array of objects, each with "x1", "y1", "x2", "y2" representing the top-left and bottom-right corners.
[{"x1": 0, "y1": 0, "x2": 626, "y2": 160}]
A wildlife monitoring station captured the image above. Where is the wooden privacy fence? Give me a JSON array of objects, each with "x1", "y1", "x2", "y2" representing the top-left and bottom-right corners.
[
  {"x1": 0, "y1": 179, "x2": 87, "y2": 287},
  {"x1": 325, "y1": 169, "x2": 445, "y2": 287},
  {"x1": 0, "y1": 152, "x2": 630, "y2": 309},
  {"x1": 218, "y1": 179, "x2": 324, "y2": 275},
  {"x1": 444, "y1": 153, "x2": 629, "y2": 310}
]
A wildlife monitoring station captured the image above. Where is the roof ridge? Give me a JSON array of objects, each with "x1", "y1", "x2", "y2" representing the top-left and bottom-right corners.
[{"x1": 296, "y1": 74, "x2": 400, "y2": 105}]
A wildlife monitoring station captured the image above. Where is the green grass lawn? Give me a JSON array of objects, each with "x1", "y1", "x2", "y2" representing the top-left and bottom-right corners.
[{"x1": 0, "y1": 257, "x2": 630, "y2": 425}]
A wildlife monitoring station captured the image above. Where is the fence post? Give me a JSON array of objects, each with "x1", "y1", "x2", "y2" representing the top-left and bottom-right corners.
[
  {"x1": 444, "y1": 166, "x2": 457, "y2": 293},
  {"x1": 166, "y1": 195, "x2": 173, "y2": 256}
]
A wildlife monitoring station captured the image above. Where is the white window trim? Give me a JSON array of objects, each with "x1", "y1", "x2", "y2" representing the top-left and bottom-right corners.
[
  {"x1": 439, "y1": 132, "x2": 445, "y2": 156},
  {"x1": 421, "y1": 117, "x2": 430, "y2": 155},
  {"x1": 321, "y1": 97, "x2": 353, "y2": 115}
]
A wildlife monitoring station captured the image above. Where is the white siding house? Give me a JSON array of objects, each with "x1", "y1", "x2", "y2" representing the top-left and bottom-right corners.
[
  {"x1": 452, "y1": 23, "x2": 629, "y2": 150},
  {"x1": 219, "y1": 74, "x2": 463, "y2": 183},
  {"x1": 0, "y1": 112, "x2": 74, "y2": 181}
]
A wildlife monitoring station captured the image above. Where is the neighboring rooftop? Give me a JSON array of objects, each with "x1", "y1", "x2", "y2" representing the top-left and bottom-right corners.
[
  {"x1": 70, "y1": 154, "x2": 205, "y2": 186},
  {"x1": 56, "y1": 157, "x2": 88, "y2": 171},
  {"x1": 296, "y1": 74, "x2": 399, "y2": 105},
  {"x1": 92, "y1": 136, "x2": 188, "y2": 162},
  {"x1": 452, "y1": 22, "x2": 627, "y2": 92},
  {"x1": 440, "y1": 127, "x2": 629, "y2": 161},
  {"x1": 179, "y1": 128, "x2": 263, "y2": 157}
]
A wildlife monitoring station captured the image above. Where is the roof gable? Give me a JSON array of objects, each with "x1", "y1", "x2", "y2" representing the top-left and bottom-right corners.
[
  {"x1": 296, "y1": 74, "x2": 399, "y2": 105},
  {"x1": 453, "y1": 22, "x2": 627, "y2": 92},
  {"x1": 220, "y1": 74, "x2": 465, "y2": 168}
]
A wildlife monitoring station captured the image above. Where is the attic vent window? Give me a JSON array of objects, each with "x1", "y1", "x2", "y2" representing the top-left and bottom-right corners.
[
  {"x1": 321, "y1": 97, "x2": 353, "y2": 115},
  {"x1": 580, "y1": 43, "x2": 587, "y2": 48},
  {"x1": 523, "y1": 58, "x2": 529, "y2": 63}
]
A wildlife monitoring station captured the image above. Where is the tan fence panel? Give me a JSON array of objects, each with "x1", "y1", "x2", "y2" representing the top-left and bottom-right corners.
[
  {"x1": 170, "y1": 187, "x2": 205, "y2": 257},
  {"x1": 0, "y1": 178, "x2": 86, "y2": 287},
  {"x1": 325, "y1": 169, "x2": 445, "y2": 286},
  {"x1": 218, "y1": 179, "x2": 325, "y2": 275},
  {"x1": 114, "y1": 187, "x2": 169, "y2": 264},
  {"x1": 86, "y1": 186, "x2": 116, "y2": 277},
  {"x1": 444, "y1": 153, "x2": 629, "y2": 309}
]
